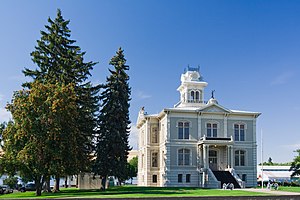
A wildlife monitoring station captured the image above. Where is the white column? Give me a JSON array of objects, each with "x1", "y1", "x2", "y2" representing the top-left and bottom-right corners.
[
  {"x1": 203, "y1": 144, "x2": 210, "y2": 169},
  {"x1": 230, "y1": 145, "x2": 234, "y2": 168},
  {"x1": 197, "y1": 112, "x2": 202, "y2": 140},
  {"x1": 224, "y1": 115, "x2": 228, "y2": 137},
  {"x1": 226, "y1": 145, "x2": 229, "y2": 169}
]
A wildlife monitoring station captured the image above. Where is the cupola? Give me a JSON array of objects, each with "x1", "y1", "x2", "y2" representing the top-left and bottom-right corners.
[{"x1": 175, "y1": 66, "x2": 208, "y2": 108}]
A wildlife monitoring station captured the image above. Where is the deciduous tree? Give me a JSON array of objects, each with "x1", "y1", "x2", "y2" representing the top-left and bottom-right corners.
[{"x1": 3, "y1": 81, "x2": 78, "y2": 196}]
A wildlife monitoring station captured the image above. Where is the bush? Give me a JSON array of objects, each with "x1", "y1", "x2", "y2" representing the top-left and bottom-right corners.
[{"x1": 3, "y1": 176, "x2": 18, "y2": 189}]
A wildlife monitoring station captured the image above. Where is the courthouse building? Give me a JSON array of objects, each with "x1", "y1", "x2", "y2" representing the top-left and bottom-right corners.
[{"x1": 137, "y1": 67, "x2": 261, "y2": 188}]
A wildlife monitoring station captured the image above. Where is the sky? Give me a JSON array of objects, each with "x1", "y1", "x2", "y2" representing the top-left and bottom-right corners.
[{"x1": 0, "y1": 0, "x2": 300, "y2": 163}]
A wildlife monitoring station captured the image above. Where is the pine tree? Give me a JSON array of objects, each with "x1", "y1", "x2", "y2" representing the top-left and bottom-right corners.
[
  {"x1": 22, "y1": 9, "x2": 99, "y2": 190},
  {"x1": 290, "y1": 149, "x2": 300, "y2": 177},
  {"x1": 93, "y1": 48, "x2": 131, "y2": 189}
]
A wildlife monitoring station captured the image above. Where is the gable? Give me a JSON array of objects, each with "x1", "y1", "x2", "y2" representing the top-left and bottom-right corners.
[{"x1": 199, "y1": 104, "x2": 231, "y2": 113}]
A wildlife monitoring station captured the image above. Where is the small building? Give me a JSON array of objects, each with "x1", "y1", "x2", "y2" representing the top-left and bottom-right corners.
[
  {"x1": 257, "y1": 165, "x2": 296, "y2": 183},
  {"x1": 137, "y1": 67, "x2": 261, "y2": 188}
]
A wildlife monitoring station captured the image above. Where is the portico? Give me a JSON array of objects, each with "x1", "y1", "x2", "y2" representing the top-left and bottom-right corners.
[{"x1": 198, "y1": 136, "x2": 234, "y2": 171}]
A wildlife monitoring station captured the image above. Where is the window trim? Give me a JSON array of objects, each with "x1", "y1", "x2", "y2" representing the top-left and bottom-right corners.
[
  {"x1": 151, "y1": 151, "x2": 159, "y2": 168},
  {"x1": 152, "y1": 174, "x2": 157, "y2": 183},
  {"x1": 234, "y1": 150, "x2": 246, "y2": 166},
  {"x1": 206, "y1": 121, "x2": 219, "y2": 138},
  {"x1": 178, "y1": 174, "x2": 183, "y2": 183},
  {"x1": 186, "y1": 174, "x2": 191, "y2": 183},
  {"x1": 151, "y1": 126, "x2": 159, "y2": 143},
  {"x1": 178, "y1": 148, "x2": 191, "y2": 166},
  {"x1": 177, "y1": 120, "x2": 191, "y2": 139},
  {"x1": 234, "y1": 122, "x2": 247, "y2": 141}
]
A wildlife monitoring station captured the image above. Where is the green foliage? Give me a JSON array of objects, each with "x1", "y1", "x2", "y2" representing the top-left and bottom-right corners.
[
  {"x1": 3, "y1": 176, "x2": 18, "y2": 189},
  {"x1": 290, "y1": 149, "x2": 300, "y2": 177},
  {"x1": 0, "y1": 122, "x2": 6, "y2": 148},
  {"x1": 128, "y1": 156, "x2": 138, "y2": 177},
  {"x1": 3, "y1": 81, "x2": 79, "y2": 195},
  {"x1": 18, "y1": 9, "x2": 99, "y2": 193},
  {"x1": 93, "y1": 48, "x2": 131, "y2": 188}
]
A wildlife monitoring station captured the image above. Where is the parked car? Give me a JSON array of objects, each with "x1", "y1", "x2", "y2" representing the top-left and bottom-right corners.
[
  {"x1": 17, "y1": 183, "x2": 36, "y2": 192},
  {"x1": 0, "y1": 185, "x2": 13, "y2": 194},
  {"x1": 0, "y1": 186, "x2": 4, "y2": 194},
  {"x1": 25, "y1": 183, "x2": 36, "y2": 191}
]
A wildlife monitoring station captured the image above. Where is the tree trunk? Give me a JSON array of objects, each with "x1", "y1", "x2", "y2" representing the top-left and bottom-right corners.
[
  {"x1": 35, "y1": 176, "x2": 42, "y2": 196},
  {"x1": 101, "y1": 176, "x2": 106, "y2": 191},
  {"x1": 65, "y1": 176, "x2": 68, "y2": 188},
  {"x1": 53, "y1": 176, "x2": 60, "y2": 192},
  {"x1": 43, "y1": 176, "x2": 51, "y2": 192}
]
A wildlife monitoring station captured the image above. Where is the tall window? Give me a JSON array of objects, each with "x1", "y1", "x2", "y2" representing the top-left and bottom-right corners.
[
  {"x1": 195, "y1": 91, "x2": 200, "y2": 102},
  {"x1": 190, "y1": 91, "x2": 195, "y2": 102},
  {"x1": 151, "y1": 152, "x2": 158, "y2": 167},
  {"x1": 178, "y1": 149, "x2": 191, "y2": 166},
  {"x1": 186, "y1": 174, "x2": 191, "y2": 183},
  {"x1": 242, "y1": 174, "x2": 247, "y2": 182},
  {"x1": 235, "y1": 150, "x2": 245, "y2": 166},
  {"x1": 151, "y1": 127, "x2": 159, "y2": 143},
  {"x1": 152, "y1": 175, "x2": 157, "y2": 183},
  {"x1": 178, "y1": 174, "x2": 183, "y2": 183},
  {"x1": 207, "y1": 123, "x2": 217, "y2": 137},
  {"x1": 178, "y1": 122, "x2": 189, "y2": 139},
  {"x1": 234, "y1": 124, "x2": 245, "y2": 141}
]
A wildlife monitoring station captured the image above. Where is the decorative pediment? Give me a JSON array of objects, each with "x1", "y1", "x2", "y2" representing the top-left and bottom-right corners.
[{"x1": 199, "y1": 104, "x2": 231, "y2": 113}]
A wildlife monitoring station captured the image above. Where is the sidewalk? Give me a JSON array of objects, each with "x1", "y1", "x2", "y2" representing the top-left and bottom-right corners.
[{"x1": 240, "y1": 188, "x2": 300, "y2": 196}]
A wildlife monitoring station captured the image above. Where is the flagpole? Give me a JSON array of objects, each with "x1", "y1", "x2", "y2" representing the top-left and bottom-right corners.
[{"x1": 261, "y1": 129, "x2": 263, "y2": 189}]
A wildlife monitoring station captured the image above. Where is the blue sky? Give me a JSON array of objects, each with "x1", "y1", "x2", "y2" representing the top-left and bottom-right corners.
[{"x1": 0, "y1": 0, "x2": 300, "y2": 163}]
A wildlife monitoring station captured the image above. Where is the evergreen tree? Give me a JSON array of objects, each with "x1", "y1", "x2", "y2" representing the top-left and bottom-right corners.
[
  {"x1": 93, "y1": 48, "x2": 131, "y2": 190},
  {"x1": 22, "y1": 9, "x2": 100, "y2": 191},
  {"x1": 290, "y1": 149, "x2": 300, "y2": 177}
]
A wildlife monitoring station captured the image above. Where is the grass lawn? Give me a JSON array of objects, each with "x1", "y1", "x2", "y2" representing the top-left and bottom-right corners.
[
  {"x1": 279, "y1": 186, "x2": 300, "y2": 193},
  {"x1": 0, "y1": 186, "x2": 270, "y2": 199}
]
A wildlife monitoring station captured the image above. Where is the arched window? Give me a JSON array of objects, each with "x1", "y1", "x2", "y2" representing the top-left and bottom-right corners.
[
  {"x1": 151, "y1": 127, "x2": 159, "y2": 143},
  {"x1": 178, "y1": 121, "x2": 190, "y2": 139},
  {"x1": 234, "y1": 124, "x2": 245, "y2": 141},
  {"x1": 151, "y1": 152, "x2": 158, "y2": 167},
  {"x1": 195, "y1": 91, "x2": 200, "y2": 102},
  {"x1": 206, "y1": 123, "x2": 218, "y2": 137},
  {"x1": 191, "y1": 91, "x2": 195, "y2": 102},
  {"x1": 178, "y1": 149, "x2": 191, "y2": 166},
  {"x1": 235, "y1": 150, "x2": 245, "y2": 166}
]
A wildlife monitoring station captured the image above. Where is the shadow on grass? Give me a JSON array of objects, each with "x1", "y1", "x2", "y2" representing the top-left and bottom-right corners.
[{"x1": 60, "y1": 186, "x2": 199, "y2": 196}]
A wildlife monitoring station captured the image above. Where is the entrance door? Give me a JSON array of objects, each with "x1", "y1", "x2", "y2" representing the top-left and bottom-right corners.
[{"x1": 209, "y1": 150, "x2": 218, "y2": 171}]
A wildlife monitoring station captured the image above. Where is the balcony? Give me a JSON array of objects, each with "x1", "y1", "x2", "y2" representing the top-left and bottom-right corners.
[{"x1": 198, "y1": 135, "x2": 234, "y2": 145}]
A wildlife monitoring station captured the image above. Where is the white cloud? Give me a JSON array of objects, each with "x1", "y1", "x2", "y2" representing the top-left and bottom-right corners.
[
  {"x1": 270, "y1": 71, "x2": 294, "y2": 86},
  {"x1": 136, "y1": 90, "x2": 151, "y2": 100},
  {"x1": 0, "y1": 108, "x2": 11, "y2": 122},
  {"x1": 129, "y1": 124, "x2": 138, "y2": 150}
]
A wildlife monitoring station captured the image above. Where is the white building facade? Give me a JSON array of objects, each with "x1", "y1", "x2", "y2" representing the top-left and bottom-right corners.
[{"x1": 137, "y1": 67, "x2": 261, "y2": 188}]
